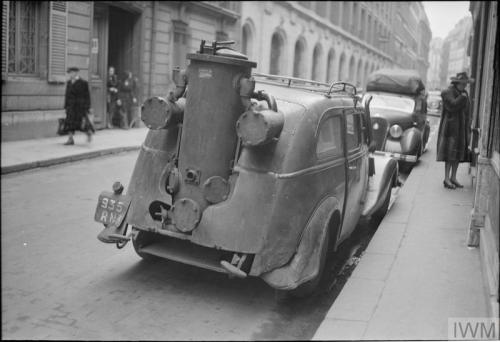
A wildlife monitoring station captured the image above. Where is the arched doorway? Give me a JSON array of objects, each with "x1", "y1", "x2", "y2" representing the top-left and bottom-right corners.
[
  {"x1": 326, "y1": 48, "x2": 335, "y2": 82},
  {"x1": 356, "y1": 59, "x2": 363, "y2": 86},
  {"x1": 269, "y1": 31, "x2": 285, "y2": 75},
  {"x1": 348, "y1": 55, "x2": 356, "y2": 83},
  {"x1": 312, "y1": 43, "x2": 323, "y2": 81},
  {"x1": 338, "y1": 52, "x2": 346, "y2": 80},
  {"x1": 364, "y1": 62, "x2": 370, "y2": 87},
  {"x1": 293, "y1": 37, "x2": 307, "y2": 78},
  {"x1": 241, "y1": 22, "x2": 254, "y2": 60}
]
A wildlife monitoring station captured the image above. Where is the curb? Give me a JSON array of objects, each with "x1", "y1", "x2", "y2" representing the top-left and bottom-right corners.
[{"x1": 1, "y1": 145, "x2": 141, "y2": 175}]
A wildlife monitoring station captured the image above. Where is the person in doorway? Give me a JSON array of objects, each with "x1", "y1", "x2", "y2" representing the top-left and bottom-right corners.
[
  {"x1": 63, "y1": 67, "x2": 94, "y2": 145},
  {"x1": 117, "y1": 71, "x2": 138, "y2": 128},
  {"x1": 107, "y1": 66, "x2": 119, "y2": 128},
  {"x1": 436, "y1": 72, "x2": 472, "y2": 189}
]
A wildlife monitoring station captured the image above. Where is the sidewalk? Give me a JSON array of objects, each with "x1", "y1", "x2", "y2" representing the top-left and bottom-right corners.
[
  {"x1": 1, "y1": 128, "x2": 148, "y2": 174},
  {"x1": 313, "y1": 140, "x2": 491, "y2": 340}
]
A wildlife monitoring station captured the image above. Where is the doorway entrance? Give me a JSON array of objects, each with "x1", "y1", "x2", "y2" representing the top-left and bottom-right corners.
[{"x1": 89, "y1": 3, "x2": 141, "y2": 129}]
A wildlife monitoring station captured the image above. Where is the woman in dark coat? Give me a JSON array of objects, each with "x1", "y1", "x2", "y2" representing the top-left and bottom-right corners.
[
  {"x1": 63, "y1": 67, "x2": 94, "y2": 145},
  {"x1": 436, "y1": 72, "x2": 472, "y2": 189}
]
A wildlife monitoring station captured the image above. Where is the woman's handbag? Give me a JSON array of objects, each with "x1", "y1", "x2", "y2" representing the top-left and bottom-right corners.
[{"x1": 57, "y1": 118, "x2": 67, "y2": 135}]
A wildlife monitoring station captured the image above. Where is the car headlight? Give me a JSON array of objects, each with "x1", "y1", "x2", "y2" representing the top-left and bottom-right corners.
[{"x1": 389, "y1": 124, "x2": 403, "y2": 138}]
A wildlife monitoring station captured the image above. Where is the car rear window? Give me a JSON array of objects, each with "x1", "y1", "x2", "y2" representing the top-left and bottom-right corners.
[
  {"x1": 366, "y1": 94, "x2": 415, "y2": 114},
  {"x1": 317, "y1": 116, "x2": 343, "y2": 158}
]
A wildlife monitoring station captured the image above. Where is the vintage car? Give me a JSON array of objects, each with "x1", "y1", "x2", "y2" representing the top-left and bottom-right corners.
[
  {"x1": 94, "y1": 41, "x2": 398, "y2": 297},
  {"x1": 363, "y1": 69, "x2": 431, "y2": 165},
  {"x1": 427, "y1": 90, "x2": 442, "y2": 117}
]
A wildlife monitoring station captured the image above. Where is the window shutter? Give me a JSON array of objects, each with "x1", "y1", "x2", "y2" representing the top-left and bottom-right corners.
[
  {"x1": 1, "y1": 1, "x2": 9, "y2": 80},
  {"x1": 48, "y1": 1, "x2": 67, "y2": 83}
]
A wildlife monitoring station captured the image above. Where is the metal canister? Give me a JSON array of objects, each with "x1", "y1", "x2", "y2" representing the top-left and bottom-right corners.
[{"x1": 173, "y1": 48, "x2": 257, "y2": 232}]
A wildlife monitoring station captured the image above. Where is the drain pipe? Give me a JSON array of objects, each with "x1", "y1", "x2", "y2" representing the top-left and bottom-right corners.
[{"x1": 148, "y1": 1, "x2": 157, "y2": 98}]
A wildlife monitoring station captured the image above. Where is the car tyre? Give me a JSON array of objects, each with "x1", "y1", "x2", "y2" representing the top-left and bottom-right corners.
[
  {"x1": 372, "y1": 185, "x2": 391, "y2": 225},
  {"x1": 285, "y1": 227, "x2": 330, "y2": 298}
]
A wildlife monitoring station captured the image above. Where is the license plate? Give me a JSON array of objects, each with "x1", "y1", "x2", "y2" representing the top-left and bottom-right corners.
[{"x1": 94, "y1": 191, "x2": 131, "y2": 227}]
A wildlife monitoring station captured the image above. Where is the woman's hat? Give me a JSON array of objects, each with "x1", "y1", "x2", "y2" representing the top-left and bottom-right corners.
[
  {"x1": 450, "y1": 72, "x2": 473, "y2": 84},
  {"x1": 67, "y1": 66, "x2": 80, "y2": 73}
]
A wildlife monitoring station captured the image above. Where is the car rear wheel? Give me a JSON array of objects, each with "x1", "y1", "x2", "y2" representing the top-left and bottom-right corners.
[{"x1": 285, "y1": 227, "x2": 330, "y2": 298}]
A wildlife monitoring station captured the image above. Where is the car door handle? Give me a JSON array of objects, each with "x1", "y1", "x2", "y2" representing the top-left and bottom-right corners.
[{"x1": 348, "y1": 165, "x2": 357, "y2": 170}]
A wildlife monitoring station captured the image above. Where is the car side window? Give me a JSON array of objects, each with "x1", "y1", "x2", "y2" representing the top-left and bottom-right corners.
[
  {"x1": 346, "y1": 114, "x2": 361, "y2": 151},
  {"x1": 316, "y1": 115, "x2": 343, "y2": 159}
]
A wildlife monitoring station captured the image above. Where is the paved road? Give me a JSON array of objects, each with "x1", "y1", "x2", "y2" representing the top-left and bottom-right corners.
[{"x1": 1, "y1": 151, "x2": 381, "y2": 340}]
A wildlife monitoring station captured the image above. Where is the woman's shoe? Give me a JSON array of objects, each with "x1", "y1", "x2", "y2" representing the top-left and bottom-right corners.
[
  {"x1": 63, "y1": 137, "x2": 74, "y2": 145},
  {"x1": 450, "y1": 179, "x2": 464, "y2": 188},
  {"x1": 443, "y1": 180, "x2": 456, "y2": 189}
]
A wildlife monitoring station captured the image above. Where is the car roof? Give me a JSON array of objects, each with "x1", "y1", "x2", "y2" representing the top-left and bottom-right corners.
[{"x1": 254, "y1": 79, "x2": 356, "y2": 113}]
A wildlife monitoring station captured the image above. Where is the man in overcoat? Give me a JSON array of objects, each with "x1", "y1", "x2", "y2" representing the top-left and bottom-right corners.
[
  {"x1": 436, "y1": 71, "x2": 472, "y2": 189},
  {"x1": 63, "y1": 67, "x2": 94, "y2": 145},
  {"x1": 107, "y1": 66, "x2": 119, "y2": 128},
  {"x1": 117, "y1": 71, "x2": 138, "y2": 128}
]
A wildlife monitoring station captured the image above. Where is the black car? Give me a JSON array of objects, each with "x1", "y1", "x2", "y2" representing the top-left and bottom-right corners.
[
  {"x1": 363, "y1": 69, "x2": 431, "y2": 166},
  {"x1": 427, "y1": 90, "x2": 442, "y2": 117}
]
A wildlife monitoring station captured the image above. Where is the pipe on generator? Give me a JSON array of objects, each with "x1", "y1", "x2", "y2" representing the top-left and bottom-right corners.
[
  {"x1": 236, "y1": 108, "x2": 284, "y2": 146},
  {"x1": 141, "y1": 97, "x2": 186, "y2": 129}
]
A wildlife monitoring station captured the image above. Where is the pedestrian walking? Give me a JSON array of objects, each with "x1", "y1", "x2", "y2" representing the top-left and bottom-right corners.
[
  {"x1": 107, "y1": 66, "x2": 119, "y2": 128},
  {"x1": 436, "y1": 71, "x2": 472, "y2": 189},
  {"x1": 63, "y1": 67, "x2": 94, "y2": 145}
]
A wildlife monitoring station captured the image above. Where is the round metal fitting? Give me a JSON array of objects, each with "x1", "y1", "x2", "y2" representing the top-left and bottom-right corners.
[
  {"x1": 172, "y1": 198, "x2": 201, "y2": 233},
  {"x1": 112, "y1": 181, "x2": 124, "y2": 194},
  {"x1": 203, "y1": 176, "x2": 230, "y2": 204}
]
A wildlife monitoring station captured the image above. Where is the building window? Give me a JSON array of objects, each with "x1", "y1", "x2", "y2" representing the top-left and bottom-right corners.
[
  {"x1": 364, "y1": 62, "x2": 370, "y2": 86},
  {"x1": 342, "y1": 2, "x2": 350, "y2": 31},
  {"x1": 330, "y1": 2, "x2": 340, "y2": 26},
  {"x1": 348, "y1": 55, "x2": 356, "y2": 83},
  {"x1": 298, "y1": 1, "x2": 311, "y2": 9},
  {"x1": 270, "y1": 32, "x2": 285, "y2": 75},
  {"x1": 360, "y1": 9, "x2": 366, "y2": 40},
  {"x1": 338, "y1": 53, "x2": 346, "y2": 80},
  {"x1": 327, "y1": 49, "x2": 335, "y2": 82},
  {"x1": 8, "y1": 1, "x2": 39, "y2": 75},
  {"x1": 312, "y1": 43, "x2": 323, "y2": 81},
  {"x1": 356, "y1": 59, "x2": 363, "y2": 87},
  {"x1": 315, "y1": 1, "x2": 327, "y2": 18},
  {"x1": 293, "y1": 38, "x2": 306, "y2": 78},
  {"x1": 172, "y1": 20, "x2": 190, "y2": 68},
  {"x1": 241, "y1": 23, "x2": 253, "y2": 60},
  {"x1": 352, "y1": 2, "x2": 359, "y2": 35}
]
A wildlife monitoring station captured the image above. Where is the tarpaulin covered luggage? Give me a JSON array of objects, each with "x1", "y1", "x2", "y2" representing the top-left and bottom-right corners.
[{"x1": 366, "y1": 69, "x2": 425, "y2": 95}]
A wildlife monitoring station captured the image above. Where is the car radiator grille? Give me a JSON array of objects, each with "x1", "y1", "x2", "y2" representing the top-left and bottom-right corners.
[{"x1": 371, "y1": 117, "x2": 389, "y2": 150}]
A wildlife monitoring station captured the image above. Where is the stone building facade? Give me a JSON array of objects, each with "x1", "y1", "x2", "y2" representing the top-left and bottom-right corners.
[
  {"x1": 1, "y1": 1, "x2": 241, "y2": 141},
  {"x1": 467, "y1": 1, "x2": 499, "y2": 319},
  {"x1": 239, "y1": 1, "x2": 431, "y2": 88},
  {"x1": 426, "y1": 37, "x2": 443, "y2": 90},
  {"x1": 443, "y1": 16, "x2": 472, "y2": 81}
]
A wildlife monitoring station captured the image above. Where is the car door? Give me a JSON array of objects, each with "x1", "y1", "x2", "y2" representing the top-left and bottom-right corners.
[
  {"x1": 315, "y1": 110, "x2": 347, "y2": 241},
  {"x1": 339, "y1": 109, "x2": 368, "y2": 241}
]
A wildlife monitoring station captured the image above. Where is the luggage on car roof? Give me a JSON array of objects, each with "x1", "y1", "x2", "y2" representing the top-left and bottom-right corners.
[{"x1": 366, "y1": 68, "x2": 425, "y2": 95}]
